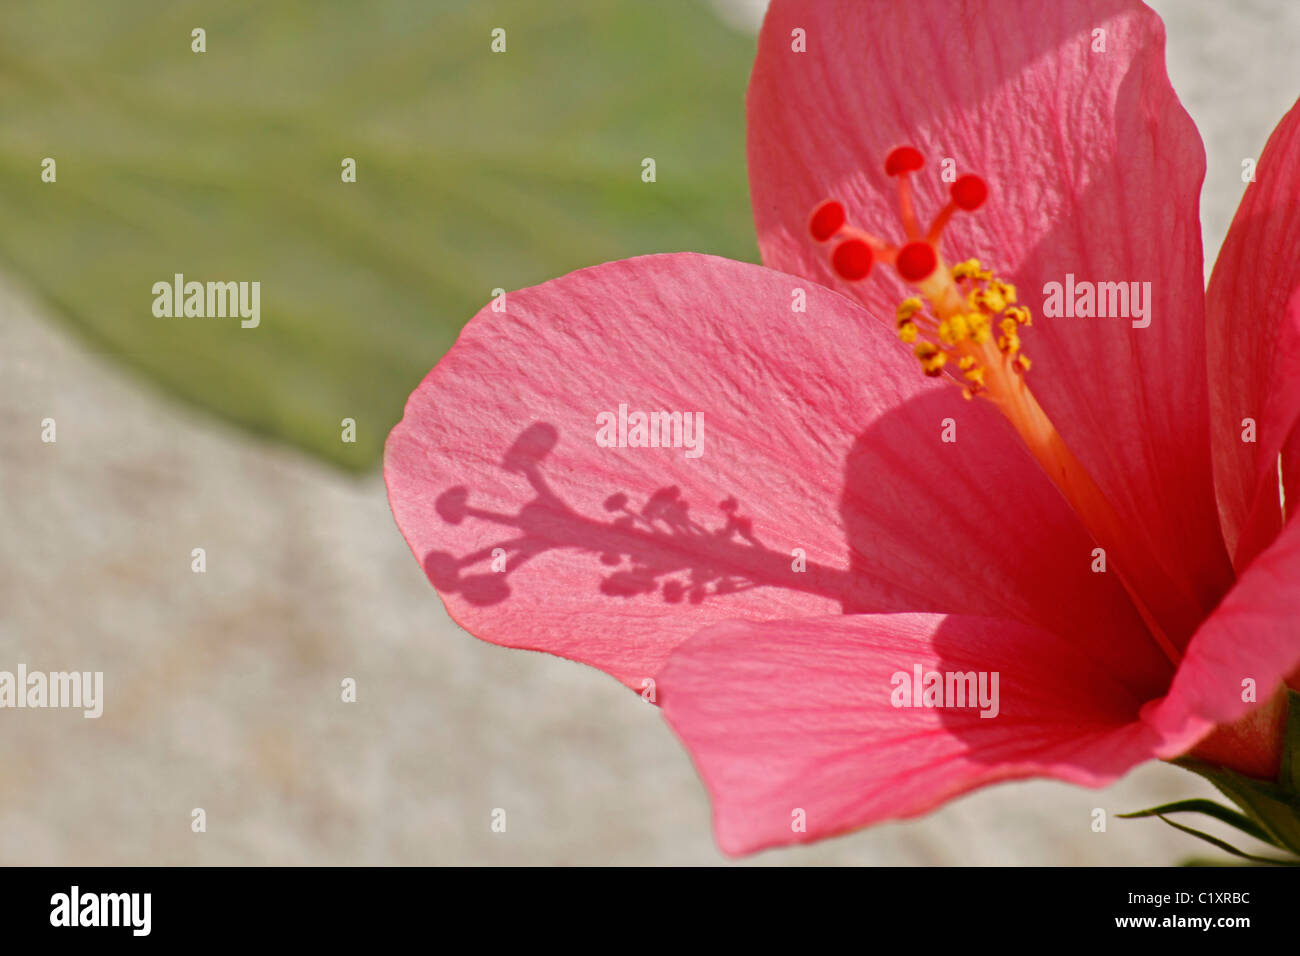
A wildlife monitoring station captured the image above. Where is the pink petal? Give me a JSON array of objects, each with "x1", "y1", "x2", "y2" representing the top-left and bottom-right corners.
[
  {"x1": 749, "y1": 0, "x2": 1232, "y2": 625},
  {"x1": 384, "y1": 253, "x2": 1160, "y2": 689},
  {"x1": 659, "y1": 612, "x2": 1192, "y2": 856},
  {"x1": 1148, "y1": 513, "x2": 1300, "y2": 749},
  {"x1": 1206, "y1": 95, "x2": 1300, "y2": 568},
  {"x1": 1285, "y1": 428, "x2": 1300, "y2": 522},
  {"x1": 1229, "y1": 288, "x2": 1300, "y2": 570}
]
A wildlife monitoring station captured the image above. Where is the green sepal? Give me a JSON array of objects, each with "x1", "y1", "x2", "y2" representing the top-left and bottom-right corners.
[
  {"x1": 1150, "y1": 814, "x2": 1300, "y2": 866},
  {"x1": 1173, "y1": 689, "x2": 1300, "y2": 858},
  {"x1": 1123, "y1": 691, "x2": 1300, "y2": 863},
  {"x1": 1280, "y1": 687, "x2": 1300, "y2": 794},
  {"x1": 1117, "y1": 798, "x2": 1279, "y2": 847}
]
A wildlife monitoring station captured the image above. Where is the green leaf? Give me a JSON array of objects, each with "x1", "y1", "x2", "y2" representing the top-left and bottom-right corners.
[
  {"x1": 1118, "y1": 798, "x2": 1280, "y2": 848},
  {"x1": 0, "y1": 0, "x2": 759, "y2": 469},
  {"x1": 1179, "y1": 857, "x2": 1283, "y2": 867}
]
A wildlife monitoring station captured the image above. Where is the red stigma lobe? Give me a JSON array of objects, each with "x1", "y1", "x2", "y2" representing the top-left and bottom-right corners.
[
  {"x1": 885, "y1": 146, "x2": 924, "y2": 177},
  {"x1": 951, "y1": 174, "x2": 988, "y2": 211},
  {"x1": 809, "y1": 200, "x2": 846, "y2": 242},
  {"x1": 896, "y1": 242, "x2": 937, "y2": 281},
  {"x1": 832, "y1": 239, "x2": 874, "y2": 280}
]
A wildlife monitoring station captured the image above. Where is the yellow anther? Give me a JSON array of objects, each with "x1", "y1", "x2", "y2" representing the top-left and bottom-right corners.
[
  {"x1": 970, "y1": 287, "x2": 1008, "y2": 314},
  {"x1": 893, "y1": 260, "x2": 1030, "y2": 401},
  {"x1": 897, "y1": 297, "x2": 924, "y2": 321},
  {"x1": 939, "y1": 318, "x2": 970, "y2": 345},
  {"x1": 1017, "y1": 354, "x2": 1032, "y2": 372},
  {"x1": 922, "y1": 356, "x2": 947, "y2": 377},
  {"x1": 914, "y1": 342, "x2": 947, "y2": 377}
]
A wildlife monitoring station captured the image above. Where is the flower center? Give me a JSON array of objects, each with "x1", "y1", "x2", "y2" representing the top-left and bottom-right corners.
[{"x1": 808, "y1": 146, "x2": 1198, "y2": 667}]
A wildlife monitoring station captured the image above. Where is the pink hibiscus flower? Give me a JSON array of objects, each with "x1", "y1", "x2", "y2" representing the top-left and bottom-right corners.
[{"x1": 385, "y1": 0, "x2": 1300, "y2": 856}]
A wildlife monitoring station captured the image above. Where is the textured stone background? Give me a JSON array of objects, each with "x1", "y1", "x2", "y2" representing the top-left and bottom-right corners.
[{"x1": 1, "y1": 0, "x2": 1296, "y2": 864}]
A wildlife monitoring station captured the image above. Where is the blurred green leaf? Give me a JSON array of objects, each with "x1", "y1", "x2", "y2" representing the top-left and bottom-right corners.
[{"x1": 0, "y1": 0, "x2": 758, "y2": 469}]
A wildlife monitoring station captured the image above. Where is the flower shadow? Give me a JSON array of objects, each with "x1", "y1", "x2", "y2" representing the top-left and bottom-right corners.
[{"x1": 422, "y1": 421, "x2": 856, "y2": 611}]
